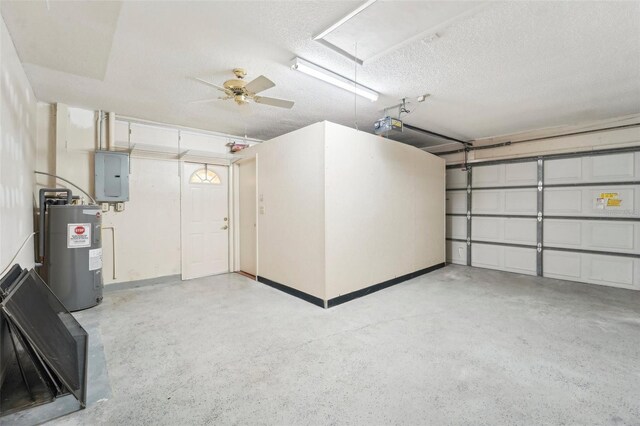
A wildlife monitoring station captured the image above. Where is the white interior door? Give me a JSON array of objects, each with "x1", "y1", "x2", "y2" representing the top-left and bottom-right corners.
[{"x1": 181, "y1": 162, "x2": 229, "y2": 280}]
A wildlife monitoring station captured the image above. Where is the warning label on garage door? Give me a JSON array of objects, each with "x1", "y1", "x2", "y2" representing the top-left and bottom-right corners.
[
  {"x1": 596, "y1": 192, "x2": 622, "y2": 209},
  {"x1": 67, "y1": 223, "x2": 91, "y2": 248}
]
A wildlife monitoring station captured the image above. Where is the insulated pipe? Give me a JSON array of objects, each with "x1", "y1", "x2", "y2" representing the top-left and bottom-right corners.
[
  {"x1": 34, "y1": 171, "x2": 97, "y2": 205},
  {"x1": 97, "y1": 110, "x2": 103, "y2": 151},
  {"x1": 101, "y1": 226, "x2": 117, "y2": 280},
  {"x1": 107, "y1": 112, "x2": 116, "y2": 151},
  {"x1": 38, "y1": 188, "x2": 72, "y2": 261}
]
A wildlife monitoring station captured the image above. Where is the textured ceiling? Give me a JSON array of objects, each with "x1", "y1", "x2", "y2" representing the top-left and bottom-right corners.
[
  {"x1": 323, "y1": 1, "x2": 481, "y2": 62},
  {"x1": 1, "y1": 1, "x2": 639, "y2": 145},
  {"x1": 0, "y1": 1, "x2": 121, "y2": 79}
]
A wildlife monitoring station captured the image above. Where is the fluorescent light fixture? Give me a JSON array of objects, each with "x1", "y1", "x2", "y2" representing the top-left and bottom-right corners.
[
  {"x1": 291, "y1": 57, "x2": 379, "y2": 102},
  {"x1": 313, "y1": 0, "x2": 377, "y2": 40}
]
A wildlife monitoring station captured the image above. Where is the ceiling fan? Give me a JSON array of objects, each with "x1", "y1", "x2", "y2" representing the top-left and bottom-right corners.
[{"x1": 192, "y1": 68, "x2": 295, "y2": 109}]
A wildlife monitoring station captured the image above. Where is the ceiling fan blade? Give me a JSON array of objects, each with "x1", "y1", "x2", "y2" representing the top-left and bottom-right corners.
[
  {"x1": 193, "y1": 77, "x2": 227, "y2": 93},
  {"x1": 253, "y1": 96, "x2": 295, "y2": 109},
  {"x1": 189, "y1": 97, "x2": 227, "y2": 104},
  {"x1": 244, "y1": 75, "x2": 275, "y2": 94}
]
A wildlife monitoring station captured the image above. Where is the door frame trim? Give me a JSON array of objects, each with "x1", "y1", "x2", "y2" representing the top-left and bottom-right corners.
[{"x1": 232, "y1": 155, "x2": 259, "y2": 278}]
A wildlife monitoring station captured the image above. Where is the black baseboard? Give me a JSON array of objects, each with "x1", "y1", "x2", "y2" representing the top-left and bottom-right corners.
[
  {"x1": 257, "y1": 262, "x2": 446, "y2": 309},
  {"x1": 256, "y1": 276, "x2": 325, "y2": 308},
  {"x1": 327, "y1": 262, "x2": 446, "y2": 307}
]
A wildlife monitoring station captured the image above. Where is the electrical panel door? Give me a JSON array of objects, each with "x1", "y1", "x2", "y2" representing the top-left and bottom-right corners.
[{"x1": 94, "y1": 151, "x2": 129, "y2": 202}]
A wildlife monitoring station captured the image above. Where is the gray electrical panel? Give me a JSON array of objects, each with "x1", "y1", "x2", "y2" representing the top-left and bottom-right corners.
[{"x1": 95, "y1": 150, "x2": 129, "y2": 202}]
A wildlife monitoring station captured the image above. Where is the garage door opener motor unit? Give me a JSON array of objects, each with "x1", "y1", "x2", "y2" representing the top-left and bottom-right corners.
[
  {"x1": 374, "y1": 116, "x2": 403, "y2": 135},
  {"x1": 38, "y1": 188, "x2": 103, "y2": 311}
]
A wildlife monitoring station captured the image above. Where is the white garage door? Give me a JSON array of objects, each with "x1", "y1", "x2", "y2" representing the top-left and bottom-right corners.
[{"x1": 446, "y1": 149, "x2": 640, "y2": 290}]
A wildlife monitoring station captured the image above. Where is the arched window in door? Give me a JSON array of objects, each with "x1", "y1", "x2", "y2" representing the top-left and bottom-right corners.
[{"x1": 189, "y1": 165, "x2": 221, "y2": 184}]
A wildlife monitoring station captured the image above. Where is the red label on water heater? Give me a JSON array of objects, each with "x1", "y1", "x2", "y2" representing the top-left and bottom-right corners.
[{"x1": 67, "y1": 223, "x2": 91, "y2": 248}]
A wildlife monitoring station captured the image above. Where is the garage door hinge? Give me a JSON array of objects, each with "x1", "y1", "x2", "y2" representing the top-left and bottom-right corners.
[
  {"x1": 538, "y1": 181, "x2": 543, "y2": 191},
  {"x1": 537, "y1": 212, "x2": 542, "y2": 222},
  {"x1": 537, "y1": 243, "x2": 542, "y2": 253},
  {"x1": 467, "y1": 211, "x2": 471, "y2": 220},
  {"x1": 466, "y1": 238, "x2": 471, "y2": 246}
]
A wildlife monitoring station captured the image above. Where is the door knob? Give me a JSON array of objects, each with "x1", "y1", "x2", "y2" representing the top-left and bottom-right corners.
[{"x1": 222, "y1": 225, "x2": 228, "y2": 230}]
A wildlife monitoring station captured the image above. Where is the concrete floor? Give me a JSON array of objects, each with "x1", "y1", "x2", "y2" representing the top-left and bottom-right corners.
[{"x1": 39, "y1": 265, "x2": 640, "y2": 425}]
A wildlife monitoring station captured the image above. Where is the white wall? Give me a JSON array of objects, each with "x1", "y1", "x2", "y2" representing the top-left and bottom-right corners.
[
  {"x1": 0, "y1": 15, "x2": 37, "y2": 273},
  {"x1": 324, "y1": 122, "x2": 445, "y2": 299},
  {"x1": 247, "y1": 122, "x2": 326, "y2": 300},
  {"x1": 101, "y1": 158, "x2": 182, "y2": 282},
  {"x1": 0, "y1": 14, "x2": 37, "y2": 382},
  {"x1": 238, "y1": 157, "x2": 257, "y2": 276},
  {"x1": 36, "y1": 107, "x2": 260, "y2": 284}
]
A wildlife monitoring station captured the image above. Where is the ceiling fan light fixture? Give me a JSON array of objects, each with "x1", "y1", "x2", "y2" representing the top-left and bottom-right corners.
[{"x1": 291, "y1": 57, "x2": 379, "y2": 102}]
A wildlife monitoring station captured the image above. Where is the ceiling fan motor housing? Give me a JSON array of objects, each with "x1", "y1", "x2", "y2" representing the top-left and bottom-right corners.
[{"x1": 223, "y1": 79, "x2": 247, "y2": 94}]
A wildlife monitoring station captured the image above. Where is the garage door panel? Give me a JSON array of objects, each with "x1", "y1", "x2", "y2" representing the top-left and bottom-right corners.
[
  {"x1": 587, "y1": 222, "x2": 636, "y2": 251},
  {"x1": 545, "y1": 153, "x2": 639, "y2": 184},
  {"x1": 585, "y1": 187, "x2": 636, "y2": 216},
  {"x1": 544, "y1": 220, "x2": 639, "y2": 254},
  {"x1": 472, "y1": 162, "x2": 537, "y2": 187},
  {"x1": 473, "y1": 189, "x2": 536, "y2": 214},
  {"x1": 472, "y1": 191, "x2": 501, "y2": 213},
  {"x1": 472, "y1": 244, "x2": 536, "y2": 275},
  {"x1": 446, "y1": 191, "x2": 467, "y2": 214},
  {"x1": 472, "y1": 217, "x2": 536, "y2": 244},
  {"x1": 587, "y1": 256, "x2": 635, "y2": 287},
  {"x1": 472, "y1": 243, "x2": 501, "y2": 268},
  {"x1": 545, "y1": 158, "x2": 582, "y2": 183},
  {"x1": 446, "y1": 169, "x2": 467, "y2": 189},
  {"x1": 504, "y1": 219, "x2": 537, "y2": 244},
  {"x1": 504, "y1": 190, "x2": 537, "y2": 213},
  {"x1": 590, "y1": 153, "x2": 636, "y2": 180},
  {"x1": 543, "y1": 251, "x2": 581, "y2": 280},
  {"x1": 504, "y1": 247, "x2": 537, "y2": 274},
  {"x1": 446, "y1": 216, "x2": 467, "y2": 239},
  {"x1": 544, "y1": 252, "x2": 640, "y2": 290},
  {"x1": 473, "y1": 165, "x2": 502, "y2": 187},
  {"x1": 472, "y1": 217, "x2": 501, "y2": 241},
  {"x1": 446, "y1": 241, "x2": 467, "y2": 265},
  {"x1": 545, "y1": 186, "x2": 638, "y2": 217},
  {"x1": 505, "y1": 162, "x2": 537, "y2": 185},
  {"x1": 544, "y1": 220, "x2": 582, "y2": 246},
  {"x1": 544, "y1": 189, "x2": 582, "y2": 214}
]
